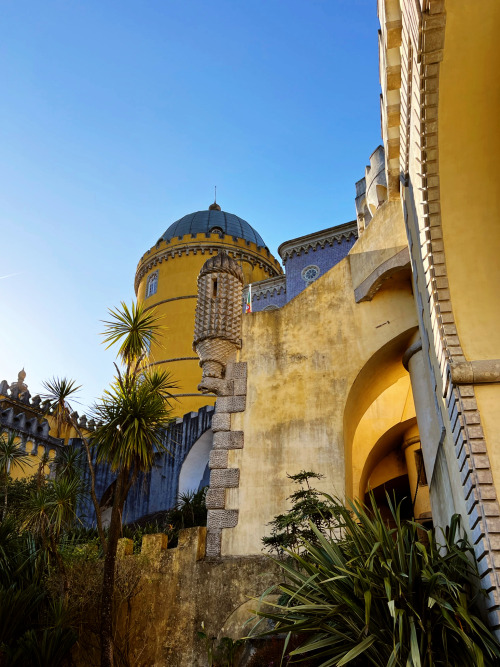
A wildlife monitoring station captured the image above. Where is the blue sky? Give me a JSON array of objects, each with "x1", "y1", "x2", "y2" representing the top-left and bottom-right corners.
[{"x1": 1, "y1": 0, "x2": 381, "y2": 410}]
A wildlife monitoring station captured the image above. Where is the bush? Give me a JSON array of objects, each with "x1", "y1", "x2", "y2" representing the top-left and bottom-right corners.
[
  {"x1": 255, "y1": 493, "x2": 500, "y2": 666},
  {"x1": 262, "y1": 472, "x2": 340, "y2": 558}
]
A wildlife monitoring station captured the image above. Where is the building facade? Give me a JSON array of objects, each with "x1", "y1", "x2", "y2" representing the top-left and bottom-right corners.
[{"x1": 3, "y1": 1, "x2": 500, "y2": 653}]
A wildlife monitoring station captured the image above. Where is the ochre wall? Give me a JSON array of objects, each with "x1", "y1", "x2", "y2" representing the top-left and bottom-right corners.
[
  {"x1": 0, "y1": 400, "x2": 89, "y2": 481},
  {"x1": 222, "y1": 203, "x2": 418, "y2": 556},
  {"x1": 72, "y1": 528, "x2": 278, "y2": 667},
  {"x1": 136, "y1": 233, "x2": 282, "y2": 415},
  {"x1": 438, "y1": 1, "x2": 500, "y2": 494}
]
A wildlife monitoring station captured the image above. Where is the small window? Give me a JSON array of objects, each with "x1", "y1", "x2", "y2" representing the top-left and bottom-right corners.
[
  {"x1": 212, "y1": 278, "x2": 218, "y2": 298},
  {"x1": 146, "y1": 271, "x2": 158, "y2": 298},
  {"x1": 210, "y1": 226, "x2": 224, "y2": 235},
  {"x1": 414, "y1": 449, "x2": 428, "y2": 486},
  {"x1": 301, "y1": 265, "x2": 320, "y2": 285}
]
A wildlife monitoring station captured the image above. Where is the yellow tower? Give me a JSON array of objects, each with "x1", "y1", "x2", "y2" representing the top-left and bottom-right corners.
[{"x1": 135, "y1": 202, "x2": 282, "y2": 415}]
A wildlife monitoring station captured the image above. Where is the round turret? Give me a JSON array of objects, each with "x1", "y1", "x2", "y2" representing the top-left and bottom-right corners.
[
  {"x1": 198, "y1": 250, "x2": 244, "y2": 282},
  {"x1": 135, "y1": 202, "x2": 282, "y2": 415},
  {"x1": 193, "y1": 250, "x2": 245, "y2": 391}
]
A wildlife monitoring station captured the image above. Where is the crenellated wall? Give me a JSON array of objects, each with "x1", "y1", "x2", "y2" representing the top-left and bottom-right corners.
[{"x1": 72, "y1": 527, "x2": 279, "y2": 667}]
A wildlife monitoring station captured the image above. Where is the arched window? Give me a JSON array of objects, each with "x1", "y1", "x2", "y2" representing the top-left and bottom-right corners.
[{"x1": 146, "y1": 271, "x2": 158, "y2": 298}]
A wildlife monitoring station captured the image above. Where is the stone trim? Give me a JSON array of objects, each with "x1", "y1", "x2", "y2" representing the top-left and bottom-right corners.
[
  {"x1": 143, "y1": 295, "x2": 198, "y2": 312},
  {"x1": 135, "y1": 242, "x2": 282, "y2": 293},
  {"x1": 450, "y1": 360, "x2": 500, "y2": 385},
  {"x1": 205, "y1": 361, "x2": 247, "y2": 558},
  {"x1": 170, "y1": 393, "x2": 216, "y2": 398},
  {"x1": 277, "y1": 221, "x2": 358, "y2": 263},
  {"x1": 354, "y1": 247, "x2": 410, "y2": 303},
  {"x1": 148, "y1": 357, "x2": 199, "y2": 366},
  {"x1": 242, "y1": 275, "x2": 286, "y2": 303},
  {"x1": 402, "y1": 339, "x2": 423, "y2": 371}
]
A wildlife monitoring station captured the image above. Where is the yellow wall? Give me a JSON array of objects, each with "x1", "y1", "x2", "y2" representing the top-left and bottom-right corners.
[
  {"x1": 136, "y1": 232, "x2": 282, "y2": 416},
  {"x1": 438, "y1": 1, "x2": 500, "y2": 493},
  {"x1": 438, "y1": 1, "x2": 500, "y2": 363},
  {"x1": 222, "y1": 203, "x2": 418, "y2": 555},
  {"x1": 0, "y1": 397, "x2": 91, "y2": 482}
]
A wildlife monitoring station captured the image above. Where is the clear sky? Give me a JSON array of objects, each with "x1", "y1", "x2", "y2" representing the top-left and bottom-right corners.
[{"x1": 1, "y1": 0, "x2": 381, "y2": 410}]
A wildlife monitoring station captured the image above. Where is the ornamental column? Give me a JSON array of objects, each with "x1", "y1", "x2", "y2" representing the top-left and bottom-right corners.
[{"x1": 402, "y1": 333, "x2": 444, "y2": 491}]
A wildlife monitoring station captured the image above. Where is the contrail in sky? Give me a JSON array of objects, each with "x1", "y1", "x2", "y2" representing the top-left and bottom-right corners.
[{"x1": 0, "y1": 272, "x2": 23, "y2": 280}]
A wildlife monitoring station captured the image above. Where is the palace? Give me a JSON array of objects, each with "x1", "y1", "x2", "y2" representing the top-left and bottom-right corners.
[{"x1": 2, "y1": 1, "x2": 500, "y2": 661}]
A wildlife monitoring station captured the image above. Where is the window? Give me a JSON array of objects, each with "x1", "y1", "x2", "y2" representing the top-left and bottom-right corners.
[
  {"x1": 146, "y1": 271, "x2": 158, "y2": 298},
  {"x1": 301, "y1": 265, "x2": 320, "y2": 285},
  {"x1": 414, "y1": 449, "x2": 428, "y2": 486},
  {"x1": 209, "y1": 226, "x2": 224, "y2": 235}
]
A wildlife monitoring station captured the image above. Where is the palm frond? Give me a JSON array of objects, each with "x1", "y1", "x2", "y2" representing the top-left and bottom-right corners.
[{"x1": 101, "y1": 301, "x2": 165, "y2": 368}]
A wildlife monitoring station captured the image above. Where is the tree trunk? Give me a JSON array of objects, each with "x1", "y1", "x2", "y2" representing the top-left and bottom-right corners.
[
  {"x1": 3, "y1": 470, "x2": 7, "y2": 520},
  {"x1": 100, "y1": 468, "x2": 131, "y2": 667},
  {"x1": 72, "y1": 424, "x2": 107, "y2": 553}
]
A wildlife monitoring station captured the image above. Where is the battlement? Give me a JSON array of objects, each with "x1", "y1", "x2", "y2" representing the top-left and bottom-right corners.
[{"x1": 0, "y1": 379, "x2": 95, "y2": 432}]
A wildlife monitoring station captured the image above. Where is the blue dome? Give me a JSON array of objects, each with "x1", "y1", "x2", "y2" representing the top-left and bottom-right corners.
[{"x1": 160, "y1": 209, "x2": 267, "y2": 248}]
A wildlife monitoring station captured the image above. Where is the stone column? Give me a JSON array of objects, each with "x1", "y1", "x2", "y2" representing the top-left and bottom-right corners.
[
  {"x1": 402, "y1": 333, "x2": 443, "y2": 485},
  {"x1": 401, "y1": 424, "x2": 431, "y2": 521}
]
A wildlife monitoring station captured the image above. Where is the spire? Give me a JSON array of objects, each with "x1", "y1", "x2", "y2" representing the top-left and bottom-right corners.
[{"x1": 209, "y1": 185, "x2": 221, "y2": 211}]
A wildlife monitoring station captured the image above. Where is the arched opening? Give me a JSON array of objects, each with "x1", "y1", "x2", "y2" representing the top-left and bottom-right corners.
[
  {"x1": 178, "y1": 428, "x2": 213, "y2": 497},
  {"x1": 343, "y1": 327, "x2": 417, "y2": 498},
  {"x1": 99, "y1": 480, "x2": 116, "y2": 529},
  {"x1": 344, "y1": 329, "x2": 432, "y2": 523}
]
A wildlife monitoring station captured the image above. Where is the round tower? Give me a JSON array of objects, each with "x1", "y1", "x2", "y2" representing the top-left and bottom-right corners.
[{"x1": 135, "y1": 202, "x2": 282, "y2": 415}]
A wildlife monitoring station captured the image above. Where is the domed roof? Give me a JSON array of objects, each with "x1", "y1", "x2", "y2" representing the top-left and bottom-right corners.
[{"x1": 160, "y1": 208, "x2": 267, "y2": 248}]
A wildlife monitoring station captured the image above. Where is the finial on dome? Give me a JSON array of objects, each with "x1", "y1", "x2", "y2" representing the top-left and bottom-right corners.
[{"x1": 209, "y1": 185, "x2": 221, "y2": 211}]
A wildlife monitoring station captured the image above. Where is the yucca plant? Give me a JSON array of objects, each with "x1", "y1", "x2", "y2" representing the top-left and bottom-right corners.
[
  {"x1": 41, "y1": 377, "x2": 107, "y2": 553},
  {"x1": 253, "y1": 494, "x2": 500, "y2": 666},
  {"x1": 0, "y1": 431, "x2": 32, "y2": 518}
]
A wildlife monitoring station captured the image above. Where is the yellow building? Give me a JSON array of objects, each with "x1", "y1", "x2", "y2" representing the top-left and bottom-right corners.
[
  {"x1": 182, "y1": 0, "x2": 500, "y2": 634},
  {"x1": 4, "y1": 3, "x2": 500, "y2": 657},
  {"x1": 0, "y1": 370, "x2": 92, "y2": 479},
  {"x1": 134, "y1": 201, "x2": 282, "y2": 415}
]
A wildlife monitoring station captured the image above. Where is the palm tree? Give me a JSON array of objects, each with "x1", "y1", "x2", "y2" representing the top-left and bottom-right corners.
[
  {"x1": 93, "y1": 301, "x2": 176, "y2": 667},
  {"x1": 0, "y1": 431, "x2": 32, "y2": 518},
  {"x1": 41, "y1": 377, "x2": 107, "y2": 551}
]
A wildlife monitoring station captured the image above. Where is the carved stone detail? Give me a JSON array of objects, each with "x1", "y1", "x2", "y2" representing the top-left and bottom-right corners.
[
  {"x1": 193, "y1": 251, "x2": 244, "y2": 394},
  {"x1": 204, "y1": 359, "x2": 248, "y2": 557}
]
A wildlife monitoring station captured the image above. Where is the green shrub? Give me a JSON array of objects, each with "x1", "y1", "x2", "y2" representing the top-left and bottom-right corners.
[
  {"x1": 262, "y1": 472, "x2": 339, "y2": 558},
  {"x1": 255, "y1": 493, "x2": 500, "y2": 666}
]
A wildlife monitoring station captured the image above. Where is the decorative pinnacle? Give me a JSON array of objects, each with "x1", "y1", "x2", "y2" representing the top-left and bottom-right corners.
[{"x1": 209, "y1": 185, "x2": 221, "y2": 211}]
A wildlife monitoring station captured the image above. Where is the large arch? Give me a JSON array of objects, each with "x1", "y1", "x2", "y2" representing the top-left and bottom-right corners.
[{"x1": 343, "y1": 327, "x2": 417, "y2": 498}]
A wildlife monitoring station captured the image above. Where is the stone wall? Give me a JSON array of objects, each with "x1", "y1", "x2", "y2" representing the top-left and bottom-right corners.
[
  {"x1": 73, "y1": 527, "x2": 278, "y2": 667},
  {"x1": 78, "y1": 406, "x2": 214, "y2": 526}
]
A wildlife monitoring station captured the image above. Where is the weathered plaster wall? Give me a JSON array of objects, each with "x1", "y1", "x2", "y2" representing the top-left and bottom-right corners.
[
  {"x1": 73, "y1": 528, "x2": 278, "y2": 667},
  {"x1": 222, "y1": 203, "x2": 417, "y2": 556},
  {"x1": 437, "y1": 1, "x2": 500, "y2": 498}
]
